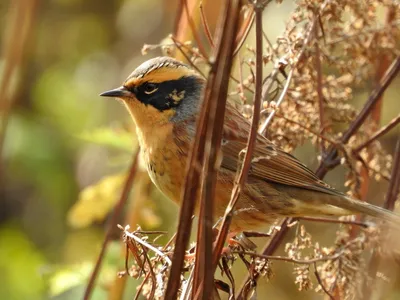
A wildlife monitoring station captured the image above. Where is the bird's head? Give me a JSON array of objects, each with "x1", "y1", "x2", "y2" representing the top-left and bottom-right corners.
[{"x1": 100, "y1": 57, "x2": 205, "y2": 128}]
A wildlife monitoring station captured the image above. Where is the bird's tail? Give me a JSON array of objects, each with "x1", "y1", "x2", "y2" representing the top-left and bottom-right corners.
[{"x1": 325, "y1": 194, "x2": 400, "y2": 224}]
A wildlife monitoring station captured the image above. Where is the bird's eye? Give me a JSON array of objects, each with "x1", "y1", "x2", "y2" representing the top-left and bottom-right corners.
[{"x1": 143, "y1": 82, "x2": 158, "y2": 94}]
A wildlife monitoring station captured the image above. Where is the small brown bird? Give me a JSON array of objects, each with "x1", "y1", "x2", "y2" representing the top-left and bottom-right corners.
[{"x1": 101, "y1": 56, "x2": 399, "y2": 233}]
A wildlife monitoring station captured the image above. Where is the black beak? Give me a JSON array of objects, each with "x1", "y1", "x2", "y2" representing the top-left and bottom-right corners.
[{"x1": 99, "y1": 86, "x2": 131, "y2": 98}]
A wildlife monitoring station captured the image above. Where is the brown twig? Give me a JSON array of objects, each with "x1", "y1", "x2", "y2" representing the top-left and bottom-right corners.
[
  {"x1": 383, "y1": 135, "x2": 400, "y2": 211},
  {"x1": 366, "y1": 134, "x2": 400, "y2": 293},
  {"x1": 170, "y1": 36, "x2": 208, "y2": 78},
  {"x1": 211, "y1": 0, "x2": 266, "y2": 270},
  {"x1": 192, "y1": 1, "x2": 241, "y2": 299},
  {"x1": 182, "y1": 0, "x2": 209, "y2": 59},
  {"x1": 232, "y1": 248, "x2": 343, "y2": 265},
  {"x1": 199, "y1": 1, "x2": 214, "y2": 48},
  {"x1": 259, "y1": 67, "x2": 293, "y2": 134},
  {"x1": 233, "y1": 5, "x2": 255, "y2": 56},
  {"x1": 315, "y1": 56, "x2": 400, "y2": 177},
  {"x1": 135, "y1": 232, "x2": 177, "y2": 299},
  {"x1": 124, "y1": 229, "x2": 172, "y2": 265},
  {"x1": 164, "y1": 1, "x2": 241, "y2": 298},
  {"x1": 84, "y1": 150, "x2": 140, "y2": 300},
  {"x1": 140, "y1": 244, "x2": 157, "y2": 299},
  {"x1": 259, "y1": 0, "x2": 331, "y2": 134},
  {"x1": 353, "y1": 114, "x2": 400, "y2": 153},
  {"x1": 270, "y1": 111, "x2": 338, "y2": 146},
  {"x1": 353, "y1": 153, "x2": 390, "y2": 182},
  {"x1": 314, "y1": 37, "x2": 326, "y2": 153},
  {"x1": 313, "y1": 262, "x2": 334, "y2": 300}
]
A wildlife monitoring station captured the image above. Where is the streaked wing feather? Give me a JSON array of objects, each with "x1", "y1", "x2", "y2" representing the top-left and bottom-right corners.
[{"x1": 222, "y1": 105, "x2": 340, "y2": 196}]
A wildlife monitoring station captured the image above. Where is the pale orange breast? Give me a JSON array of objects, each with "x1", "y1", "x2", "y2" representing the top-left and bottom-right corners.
[{"x1": 136, "y1": 124, "x2": 188, "y2": 204}]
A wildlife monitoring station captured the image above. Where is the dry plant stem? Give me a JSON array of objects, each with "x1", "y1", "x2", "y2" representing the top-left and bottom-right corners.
[
  {"x1": 199, "y1": 2, "x2": 214, "y2": 48},
  {"x1": 141, "y1": 245, "x2": 157, "y2": 299},
  {"x1": 182, "y1": 0, "x2": 208, "y2": 59},
  {"x1": 173, "y1": 0, "x2": 185, "y2": 36},
  {"x1": 366, "y1": 136, "x2": 400, "y2": 290},
  {"x1": 181, "y1": 266, "x2": 195, "y2": 300},
  {"x1": 173, "y1": 0, "x2": 205, "y2": 63},
  {"x1": 345, "y1": 24, "x2": 394, "y2": 299},
  {"x1": 163, "y1": 93, "x2": 207, "y2": 300},
  {"x1": 343, "y1": 37, "x2": 389, "y2": 300},
  {"x1": 353, "y1": 113, "x2": 400, "y2": 153},
  {"x1": 237, "y1": 55, "x2": 246, "y2": 103},
  {"x1": 109, "y1": 177, "x2": 154, "y2": 300},
  {"x1": 124, "y1": 231, "x2": 172, "y2": 265},
  {"x1": 192, "y1": 1, "x2": 241, "y2": 299},
  {"x1": 83, "y1": 150, "x2": 139, "y2": 300},
  {"x1": 314, "y1": 37, "x2": 326, "y2": 154},
  {"x1": 232, "y1": 248, "x2": 343, "y2": 265},
  {"x1": 212, "y1": 0, "x2": 265, "y2": 269},
  {"x1": 262, "y1": 30, "x2": 279, "y2": 58},
  {"x1": 383, "y1": 136, "x2": 400, "y2": 211},
  {"x1": 315, "y1": 56, "x2": 400, "y2": 177},
  {"x1": 238, "y1": 3, "x2": 334, "y2": 296},
  {"x1": 313, "y1": 262, "x2": 334, "y2": 300},
  {"x1": 259, "y1": 0, "x2": 330, "y2": 134},
  {"x1": 271, "y1": 111, "x2": 337, "y2": 146},
  {"x1": 135, "y1": 233, "x2": 177, "y2": 299},
  {"x1": 0, "y1": 0, "x2": 37, "y2": 170},
  {"x1": 259, "y1": 68, "x2": 294, "y2": 134},
  {"x1": 354, "y1": 153, "x2": 390, "y2": 182},
  {"x1": 233, "y1": 6, "x2": 255, "y2": 56},
  {"x1": 170, "y1": 37, "x2": 208, "y2": 78},
  {"x1": 164, "y1": 1, "x2": 240, "y2": 298},
  {"x1": 237, "y1": 49, "x2": 400, "y2": 300}
]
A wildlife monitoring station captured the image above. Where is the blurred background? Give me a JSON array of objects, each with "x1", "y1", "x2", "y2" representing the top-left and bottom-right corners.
[{"x1": 0, "y1": 0, "x2": 399, "y2": 299}]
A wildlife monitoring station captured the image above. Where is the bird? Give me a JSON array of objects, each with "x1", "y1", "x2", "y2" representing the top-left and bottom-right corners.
[{"x1": 100, "y1": 56, "x2": 399, "y2": 233}]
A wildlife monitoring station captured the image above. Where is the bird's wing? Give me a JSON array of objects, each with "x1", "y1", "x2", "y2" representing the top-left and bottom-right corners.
[{"x1": 221, "y1": 104, "x2": 339, "y2": 195}]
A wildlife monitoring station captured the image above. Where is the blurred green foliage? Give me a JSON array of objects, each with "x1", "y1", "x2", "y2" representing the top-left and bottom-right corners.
[{"x1": 0, "y1": 0, "x2": 176, "y2": 298}]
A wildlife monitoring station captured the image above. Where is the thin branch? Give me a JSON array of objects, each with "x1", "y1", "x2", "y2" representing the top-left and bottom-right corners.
[
  {"x1": 212, "y1": 0, "x2": 266, "y2": 269},
  {"x1": 135, "y1": 232, "x2": 177, "y2": 299},
  {"x1": 84, "y1": 150, "x2": 140, "y2": 300},
  {"x1": 233, "y1": 5, "x2": 255, "y2": 56},
  {"x1": 262, "y1": 30, "x2": 279, "y2": 58},
  {"x1": 315, "y1": 38, "x2": 326, "y2": 153},
  {"x1": 164, "y1": 1, "x2": 241, "y2": 298},
  {"x1": 383, "y1": 135, "x2": 400, "y2": 211},
  {"x1": 259, "y1": 0, "x2": 331, "y2": 134},
  {"x1": 123, "y1": 229, "x2": 172, "y2": 266},
  {"x1": 170, "y1": 36, "x2": 208, "y2": 78},
  {"x1": 180, "y1": 265, "x2": 195, "y2": 300},
  {"x1": 315, "y1": 56, "x2": 400, "y2": 177},
  {"x1": 192, "y1": 1, "x2": 241, "y2": 298},
  {"x1": 366, "y1": 136, "x2": 400, "y2": 297},
  {"x1": 232, "y1": 249, "x2": 343, "y2": 265},
  {"x1": 353, "y1": 113, "x2": 400, "y2": 153},
  {"x1": 259, "y1": 67, "x2": 293, "y2": 134},
  {"x1": 182, "y1": 0, "x2": 209, "y2": 59},
  {"x1": 140, "y1": 244, "x2": 157, "y2": 299},
  {"x1": 199, "y1": 1, "x2": 214, "y2": 48},
  {"x1": 314, "y1": 262, "x2": 334, "y2": 300},
  {"x1": 270, "y1": 111, "x2": 338, "y2": 146}
]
